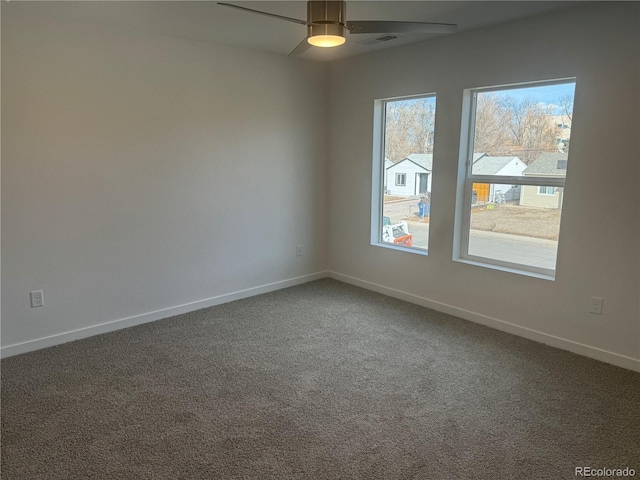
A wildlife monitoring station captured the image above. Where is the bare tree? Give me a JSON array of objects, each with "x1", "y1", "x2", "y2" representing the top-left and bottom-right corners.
[
  {"x1": 384, "y1": 99, "x2": 436, "y2": 163},
  {"x1": 560, "y1": 94, "x2": 573, "y2": 123},
  {"x1": 385, "y1": 92, "x2": 573, "y2": 166},
  {"x1": 411, "y1": 99, "x2": 436, "y2": 154},
  {"x1": 474, "y1": 93, "x2": 510, "y2": 155},
  {"x1": 520, "y1": 109, "x2": 559, "y2": 163},
  {"x1": 499, "y1": 95, "x2": 535, "y2": 147},
  {"x1": 474, "y1": 94, "x2": 561, "y2": 164}
]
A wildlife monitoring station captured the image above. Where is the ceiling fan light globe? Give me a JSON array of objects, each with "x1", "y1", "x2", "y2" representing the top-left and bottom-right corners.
[{"x1": 307, "y1": 35, "x2": 346, "y2": 47}]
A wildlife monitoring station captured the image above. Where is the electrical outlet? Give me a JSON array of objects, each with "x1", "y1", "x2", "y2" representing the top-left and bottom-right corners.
[
  {"x1": 296, "y1": 245, "x2": 303, "y2": 257},
  {"x1": 30, "y1": 290, "x2": 44, "y2": 308},
  {"x1": 589, "y1": 296, "x2": 603, "y2": 315}
]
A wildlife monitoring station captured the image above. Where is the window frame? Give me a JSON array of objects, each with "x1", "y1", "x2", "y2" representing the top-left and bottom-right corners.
[
  {"x1": 538, "y1": 186, "x2": 556, "y2": 196},
  {"x1": 371, "y1": 92, "x2": 436, "y2": 256},
  {"x1": 395, "y1": 173, "x2": 407, "y2": 186},
  {"x1": 454, "y1": 78, "x2": 576, "y2": 279}
]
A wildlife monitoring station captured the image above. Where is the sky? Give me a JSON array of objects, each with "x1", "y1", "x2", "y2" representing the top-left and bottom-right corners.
[
  {"x1": 389, "y1": 82, "x2": 574, "y2": 113},
  {"x1": 486, "y1": 82, "x2": 576, "y2": 113}
]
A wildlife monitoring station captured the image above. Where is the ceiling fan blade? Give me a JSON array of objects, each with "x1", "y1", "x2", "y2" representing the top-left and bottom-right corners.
[
  {"x1": 347, "y1": 21, "x2": 457, "y2": 35},
  {"x1": 218, "y1": 3, "x2": 308, "y2": 26},
  {"x1": 289, "y1": 38, "x2": 312, "y2": 57}
]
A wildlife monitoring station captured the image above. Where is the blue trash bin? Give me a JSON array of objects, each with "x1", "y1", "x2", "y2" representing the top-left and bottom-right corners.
[{"x1": 419, "y1": 204, "x2": 430, "y2": 217}]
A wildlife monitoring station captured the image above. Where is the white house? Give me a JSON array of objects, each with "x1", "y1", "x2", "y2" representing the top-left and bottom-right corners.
[
  {"x1": 385, "y1": 154, "x2": 433, "y2": 196},
  {"x1": 383, "y1": 158, "x2": 394, "y2": 190},
  {"x1": 472, "y1": 154, "x2": 526, "y2": 203}
]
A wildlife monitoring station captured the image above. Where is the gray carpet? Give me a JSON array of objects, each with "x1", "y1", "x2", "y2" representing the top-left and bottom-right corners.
[{"x1": 2, "y1": 279, "x2": 639, "y2": 479}]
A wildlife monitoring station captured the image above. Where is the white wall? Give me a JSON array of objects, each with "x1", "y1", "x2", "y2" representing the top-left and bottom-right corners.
[
  {"x1": 495, "y1": 158, "x2": 525, "y2": 177},
  {"x1": 492, "y1": 158, "x2": 526, "y2": 202},
  {"x1": 328, "y1": 3, "x2": 640, "y2": 368},
  {"x1": 1, "y1": 8, "x2": 329, "y2": 352},
  {"x1": 3, "y1": 3, "x2": 639, "y2": 371}
]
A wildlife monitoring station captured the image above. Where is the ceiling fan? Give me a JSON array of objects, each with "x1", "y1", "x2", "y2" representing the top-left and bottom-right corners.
[{"x1": 218, "y1": 1, "x2": 457, "y2": 56}]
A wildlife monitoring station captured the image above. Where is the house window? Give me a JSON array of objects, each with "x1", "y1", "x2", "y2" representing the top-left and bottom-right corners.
[
  {"x1": 454, "y1": 79, "x2": 576, "y2": 278},
  {"x1": 371, "y1": 94, "x2": 437, "y2": 253}
]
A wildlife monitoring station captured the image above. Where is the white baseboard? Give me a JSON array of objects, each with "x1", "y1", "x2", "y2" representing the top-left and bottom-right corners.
[
  {"x1": 1, "y1": 271, "x2": 329, "y2": 359},
  {"x1": 4, "y1": 270, "x2": 638, "y2": 372},
  {"x1": 329, "y1": 271, "x2": 640, "y2": 373}
]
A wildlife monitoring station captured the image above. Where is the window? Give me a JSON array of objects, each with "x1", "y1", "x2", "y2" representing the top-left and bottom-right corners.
[
  {"x1": 538, "y1": 186, "x2": 555, "y2": 195},
  {"x1": 372, "y1": 94, "x2": 437, "y2": 253},
  {"x1": 455, "y1": 79, "x2": 576, "y2": 278}
]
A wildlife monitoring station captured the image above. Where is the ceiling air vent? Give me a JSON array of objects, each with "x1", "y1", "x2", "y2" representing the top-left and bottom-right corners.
[{"x1": 358, "y1": 34, "x2": 400, "y2": 46}]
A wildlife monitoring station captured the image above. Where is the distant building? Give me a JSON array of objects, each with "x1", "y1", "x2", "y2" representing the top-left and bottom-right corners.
[
  {"x1": 519, "y1": 152, "x2": 568, "y2": 209},
  {"x1": 385, "y1": 154, "x2": 433, "y2": 196},
  {"x1": 549, "y1": 114, "x2": 572, "y2": 152},
  {"x1": 383, "y1": 158, "x2": 394, "y2": 190},
  {"x1": 548, "y1": 114, "x2": 572, "y2": 141},
  {"x1": 471, "y1": 154, "x2": 526, "y2": 203}
]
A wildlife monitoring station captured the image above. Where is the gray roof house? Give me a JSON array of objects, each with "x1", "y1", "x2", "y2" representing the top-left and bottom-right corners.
[
  {"x1": 522, "y1": 152, "x2": 569, "y2": 176},
  {"x1": 520, "y1": 152, "x2": 568, "y2": 208},
  {"x1": 405, "y1": 153, "x2": 433, "y2": 171}
]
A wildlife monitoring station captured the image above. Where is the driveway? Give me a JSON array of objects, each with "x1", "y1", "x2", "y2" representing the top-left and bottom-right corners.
[{"x1": 383, "y1": 198, "x2": 422, "y2": 224}]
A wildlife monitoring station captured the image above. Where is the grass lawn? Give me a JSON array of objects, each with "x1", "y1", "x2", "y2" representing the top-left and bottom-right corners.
[{"x1": 469, "y1": 204, "x2": 561, "y2": 240}]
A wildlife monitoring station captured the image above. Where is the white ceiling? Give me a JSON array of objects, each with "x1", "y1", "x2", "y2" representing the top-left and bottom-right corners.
[{"x1": 8, "y1": 1, "x2": 587, "y2": 61}]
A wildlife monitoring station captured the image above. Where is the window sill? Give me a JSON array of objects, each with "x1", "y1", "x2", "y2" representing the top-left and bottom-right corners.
[
  {"x1": 454, "y1": 256, "x2": 555, "y2": 281},
  {"x1": 372, "y1": 242, "x2": 428, "y2": 256}
]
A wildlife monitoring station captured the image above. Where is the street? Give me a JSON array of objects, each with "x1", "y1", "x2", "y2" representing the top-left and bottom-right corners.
[{"x1": 383, "y1": 199, "x2": 557, "y2": 270}]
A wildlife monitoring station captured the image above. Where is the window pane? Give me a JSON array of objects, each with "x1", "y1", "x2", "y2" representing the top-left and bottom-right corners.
[
  {"x1": 472, "y1": 83, "x2": 575, "y2": 179},
  {"x1": 468, "y1": 193, "x2": 562, "y2": 271},
  {"x1": 537, "y1": 186, "x2": 556, "y2": 195},
  {"x1": 460, "y1": 80, "x2": 576, "y2": 275},
  {"x1": 382, "y1": 96, "x2": 436, "y2": 251}
]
